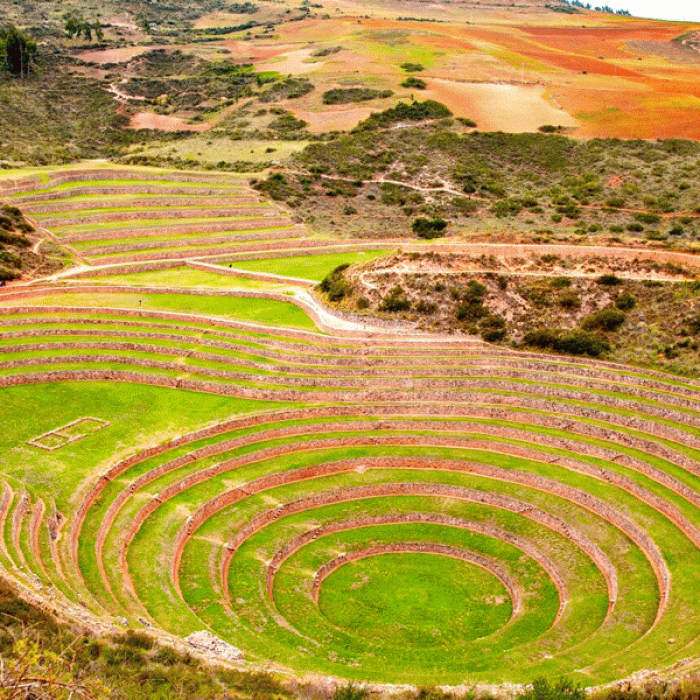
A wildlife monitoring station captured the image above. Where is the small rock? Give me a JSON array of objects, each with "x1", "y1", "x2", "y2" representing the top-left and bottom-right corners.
[{"x1": 186, "y1": 631, "x2": 244, "y2": 661}]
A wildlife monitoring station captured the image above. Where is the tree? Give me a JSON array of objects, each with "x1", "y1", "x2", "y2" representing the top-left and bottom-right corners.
[
  {"x1": 0, "y1": 25, "x2": 37, "y2": 78},
  {"x1": 64, "y1": 13, "x2": 103, "y2": 41}
]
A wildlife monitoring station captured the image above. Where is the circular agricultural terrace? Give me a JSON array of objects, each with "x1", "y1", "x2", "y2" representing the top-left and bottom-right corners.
[{"x1": 3, "y1": 170, "x2": 700, "y2": 687}]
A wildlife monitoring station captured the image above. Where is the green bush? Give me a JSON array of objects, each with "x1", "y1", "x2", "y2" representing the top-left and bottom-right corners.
[
  {"x1": 413, "y1": 217, "x2": 448, "y2": 239},
  {"x1": 479, "y1": 314, "x2": 507, "y2": 342},
  {"x1": 113, "y1": 630, "x2": 155, "y2": 650},
  {"x1": 597, "y1": 274, "x2": 622, "y2": 286},
  {"x1": 353, "y1": 100, "x2": 452, "y2": 131},
  {"x1": 550, "y1": 276, "x2": 572, "y2": 288},
  {"x1": 400, "y1": 62, "x2": 424, "y2": 72},
  {"x1": 558, "y1": 290, "x2": 581, "y2": 309},
  {"x1": 0, "y1": 230, "x2": 30, "y2": 247},
  {"x1": 259, "y1": 77, "x2": 314, "y2": 102},
  {"x1": 635, "y1": 212, "x2": 661, "y2": 225},
  {"x1": 581, "y1": 306, "x2": 625, "y2": 332},
  {"x1": 334, "y1": 683, "x2": 370, "y2": 700},
  {"x1": 463, "y1": 280, "x2": 488, "y2": 302},
  {"x1": 606, "y1": 197, "x2": 625, "y2": 208},
  {"x1": 615, "y1": 292, "x2": 636, "y2": 310},
  {"x1": 402, "y1": 76, "x2": 427, "y2": 89},
  {"x1": 524, "y1": 328, "x2": 610, "y2": 357},
  {"x1": 323, "y1": 87, "x2": 393, "y2": 104},
  {"x1": 153, "y1": 646, "x2": 183, "y2": 666},
  {"x1": 0, "y1": 265, "x2": 20, "y2": 281},
  {"x1": 319, "y1": 264, "x2": 352, "y2": 302},
  {"x1": 416, "y1": 300, "x2": 437, "y2": 314},
  {"x1": 379, "y1": 286, "x2": 411, "y2": 312},
  {"x1": 518, "y1": 677, "x2": 586, "y2": 700},
  {"x1": 451, "y1": 197, "x2": 479, "y2": 216},
  {"x1": 456, "y1": 284, "x2": 487, "y2": 322}
]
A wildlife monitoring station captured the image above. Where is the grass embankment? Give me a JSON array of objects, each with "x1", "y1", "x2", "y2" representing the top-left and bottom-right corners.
[{"x1": 0, "y1": 292, "x2": 317, "y2": 330}]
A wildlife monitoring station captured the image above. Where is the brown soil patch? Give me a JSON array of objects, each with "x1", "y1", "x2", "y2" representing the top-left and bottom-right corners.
[
  {"x1": 426, "y1": 79, "x2": 579, "y2": 132},
  {"x1": 76, "y1": 46, "x2": 169, "y2": 64},
  {"x1": 128, "y1": 113, "x2": 211, "y2": 133},
  {"x1": 290, "y1": 105, "x2": 378, "y2": 133},
  {"x1": 257, "y1": 47, "x2": 326, "y2": 76}
]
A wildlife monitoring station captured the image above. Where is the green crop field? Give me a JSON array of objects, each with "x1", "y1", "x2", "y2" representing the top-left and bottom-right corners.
[
  {"x1": 223, "y1": 250, "x2": 390, "y2": 281},
  {"x1": 5, "y1": 167, "x2": 700, "y2": 691},
  {"x1": 6, "y1": 0, "x2": 700, "y2": 691}
]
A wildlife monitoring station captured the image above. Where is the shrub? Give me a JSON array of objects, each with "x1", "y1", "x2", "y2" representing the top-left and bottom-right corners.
[
  {"x1": 413, "y1": 217, "x2": 448, "y2": 239},
  {"x1": 479, "y1": 314, "x2": 507, "y2": 342},
  {"x1": 381, "y1": 182, "x2": 421, "y2": 206},
  {"x1": 606, "y1": 197, "x2": 625, "y2": 208},
  {"x1": 456, "y1": 117, "x2": 477, "y2": 128},
  {"x1": 524, "y1": 328, "x2": 609, "y2": 357},
  {"x1": 0, "y1": 230, "x2": 30, "y2": 247},
  {"x1": 581, "y1": 306, "x2": 625, "y2": 332},
  {"x1": 456, "y1": 284, "x2": 487, "y2": 322},
  {"x1": 154, "y1": 646, "x2": 183, "y2": 666},
  {"x1": 259, "y1": 77, "x2": 314, "y2": 102},
  {"x1": 557, "y1": 331, "x2": 610, "y2": 357},
  {"x1": 401, "y1": 76, "x2": 427, "y2": 89},
  {"x1": 322, "y1": 87, "x2": 393, "y2": 104},
  {"x1": 558, "y1": 290, "x2": 581, "y2": 309},
  {"x1": 334, "y1": 683, "x2": 369, "y2": 700},
  {"x1": 492, "y1": 199, "x2": 522, "y2": 217},
  {"x1": 103, "y1": 645, "x2": 147, "y2": 668},
  {"x1": 0, "y1": 266, "x2": 20, "y2": 281},
  {"x1": 615, "y1": 292, "x2": 636, "y2": 310},
  {"x1": 524, "y1": 328, "x2": 560, "y2": 349},
  {"x1": 379, "y1": 286, "x2": 411, "y2": 312},
  {"x1": 356, "y1": 296, "x2": 370, "y2": 310},
  {"x1": 518, "y1": 677, "x2": 586, "y2": 700},
  {"x1": 451, "y1": 197, "x2": 479, "y2": 216},
  {"x1": 312, "y1": 46, "x2": 343, "y2": 57},
  {"x1": 626, "y1": 222, "x2": 644, "y2": 232},
  {"x1": 635, "y1": 212, "x2": 661, "y2": 225},
  {"x1": 550, "y1": 276, "x2": 572, "y2": 288},
  {"x1": 463, "y1": 280, "x2": 488, "y2": 302},
  {"x1": 353, "y1": 100, "x2": 452, "y2": 131},
  {"x1": 400, "y1": 62, "x2": 424, "y2": 72},
  {"x1": 597, "y1": 274, "x2": 622, "y2": 286},
  {"x1": 416, "y1": 300, "x2": 437, "y2": 314},
  {"x1": 319, "y1": 264, "x2": 351, "y2": 302},
  {"x1": 268, "y1": 113, "x2": 307, "y2": 132},
  {"x1": 114, "y1": 630, "x2": 155, "y2": 650}
]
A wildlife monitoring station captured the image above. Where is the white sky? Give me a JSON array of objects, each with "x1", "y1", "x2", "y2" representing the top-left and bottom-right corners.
[{"x1": 603, "y1": 0, "x2": 699, "y2": 22}]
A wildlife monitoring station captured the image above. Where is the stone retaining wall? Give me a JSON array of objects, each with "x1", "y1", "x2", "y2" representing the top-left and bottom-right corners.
[
  {"x1": 309, "y1": 543, "x2": 522, "y2": 613},
  {"x1": 40, "y1": 207, "x2": 275, "y2": 228},
  {"x1": 23, "y1": 196, "x2": 262, "y2": 214},
  {"x1": 3, "y1": 341, "x2": 700, "y2": 413},
  {"x1": 261, "y1": 513, "x2": 566, "y2": 621},
  {"x1": 59, "y1": 219, "x2": 296, "y2": 244},
  {"x1": 78, "y1": 230, "x2": 299, "y2": 255},
  {"x1": 180, "y1": 476, "x2": 618, "y2": 616},
  {"x1": 0, "y1": 169, "x2": 245, "y2": 196}
]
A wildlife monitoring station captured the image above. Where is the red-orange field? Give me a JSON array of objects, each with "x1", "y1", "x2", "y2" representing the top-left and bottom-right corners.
[{"x1": 459, "y1": 27, "x2": 645, "y2": 78}]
